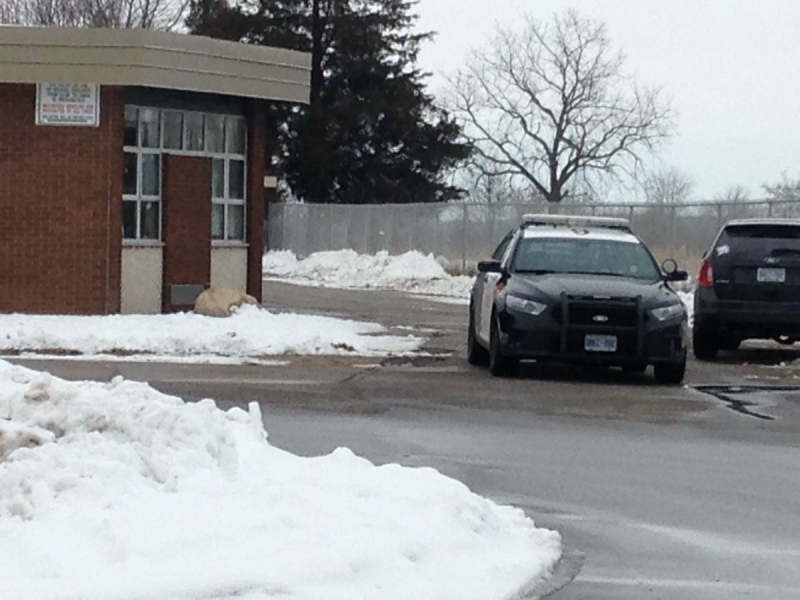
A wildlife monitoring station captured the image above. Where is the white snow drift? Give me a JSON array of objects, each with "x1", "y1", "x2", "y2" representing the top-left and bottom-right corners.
[
  {"x1": 0, "y1": 305, "x2": 422, "y2": 361},
  {"x1": 0, "y1": 360, "x2": 562, "y2": 600},
  {"x1": 263, "y1": 249, "x2": 474, "y2": 301}
]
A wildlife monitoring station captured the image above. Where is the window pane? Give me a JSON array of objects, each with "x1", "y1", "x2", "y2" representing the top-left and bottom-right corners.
[
  {"x1": 225, "y1": 116, "x2": 246, "y2": 154},
  {"x1": 206, "y1": 114, "x2": 225, "y2": 153},
  {"x1": 141, "y1": 154, "x2": 160, "y2": 196},
  {"x1": 140, "y1": 201, "x2": 160, "y2": 239},
  {"x1": 229, "y1": 159, "x2": 245, "y2": 199},
  {"x1": 212, "y1": 203, "x2": 225, "y2": 240},
  {"x1": 123, "y1": 152, "x2": 137, "y2": 195},
  {"x1": 139, "y1": 108, "x2": 160, "y2": 148},
  {"x1": 184, "y1": 112, "x2": 204, "y2": 151},
  {"x1": 124, "y1": 106, "x2": 138, "y2": 147},
  {"x1": 212, "y1": 159, "x2": 225, "y2": 198},
  {"x1": 163, "y1": 111, "x2": 183, "y2": 149},
  {"x1": 123, "y1": 201, "x2": 137, "y2": 239},
  {"x1": 227, "y1": 204, "x2": 245, "y2": 240}
]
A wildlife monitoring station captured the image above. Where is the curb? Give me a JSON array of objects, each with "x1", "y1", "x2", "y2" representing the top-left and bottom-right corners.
[{"x1": 516, "y1": 548, "x2": 585, "y2": 599}]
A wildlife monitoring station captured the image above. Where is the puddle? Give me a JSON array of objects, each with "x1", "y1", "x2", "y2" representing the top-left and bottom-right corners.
[
  {"x1": 690, "y1": 384, "x2": 800, "y2": 421},
  {"x1": 380, "y1": 354, "x2": 452, "y2": 368}
]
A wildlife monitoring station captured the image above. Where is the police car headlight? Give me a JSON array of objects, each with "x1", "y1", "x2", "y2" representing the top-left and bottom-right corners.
[
  {"x1": 650, "y1": 303, "x2": 685, "y2": 322},
  {"x1": 506, "y1": 295, "x2": 548, "y2": 316}
]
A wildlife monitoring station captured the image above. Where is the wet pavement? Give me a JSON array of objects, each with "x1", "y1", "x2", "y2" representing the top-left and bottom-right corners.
[{"x1": 9, "y1": 280, "x2": 800, "y2": 599}]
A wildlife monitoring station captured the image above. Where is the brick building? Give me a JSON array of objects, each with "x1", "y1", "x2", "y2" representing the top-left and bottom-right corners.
[{"x1": 0, "y1": 27, "x2": 310, "y2": 314}]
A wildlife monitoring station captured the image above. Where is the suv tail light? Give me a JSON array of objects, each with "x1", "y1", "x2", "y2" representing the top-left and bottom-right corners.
[{"x1": 698, "y1": 260, "x2": 714, "y2": 287}]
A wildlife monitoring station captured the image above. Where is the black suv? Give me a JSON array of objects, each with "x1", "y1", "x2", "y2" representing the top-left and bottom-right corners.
[
  {"x1": 467, "y1": 214, "x2": 689, "y2": 383},
  {"x1": 693, "y1": 218, "x2": 800, "y2": 359}
]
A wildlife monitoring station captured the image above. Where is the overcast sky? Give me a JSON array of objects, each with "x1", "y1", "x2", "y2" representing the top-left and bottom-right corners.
[{"x1": 414, "y1": 0, "x2": 800, "y2": 201}]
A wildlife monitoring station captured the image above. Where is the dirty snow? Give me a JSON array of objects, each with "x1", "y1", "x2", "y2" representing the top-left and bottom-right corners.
[
  {"x1": 0, "y1": 360, "x2": 562, "y2": 600},
  {"x1": 0, "y1": 305, "x2": 422, "y2": 362}
]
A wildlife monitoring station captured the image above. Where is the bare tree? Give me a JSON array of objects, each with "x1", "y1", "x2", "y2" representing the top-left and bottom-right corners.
[
  {"x1": 643, "y1": 167, "x2": 694, "y2": 205},
  {"x1": 447, "y1": 10, "x2": 673, "y2": 204},
  {"x1": 763, "y1": 173, "x2": 800, "y2": 202},
  {"x1": 0, "y1": 0, "x2": 189, "y2": 30},
  {"x1": 458, "y1": 154, "x2": 544, "y2": 205},
  {"x1": 714, "y1": 184, "x2": 750, "y2": 203}
]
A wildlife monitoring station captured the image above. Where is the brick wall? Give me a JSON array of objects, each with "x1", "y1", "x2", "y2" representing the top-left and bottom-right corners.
[
  {"x1": 0, "y1": 83, "x2": 123, "y2": 314},
  {"x1": 246, "y1": 99, "x2": 266, "y2": 302},
  {"x1": 161, "y1": 154, "x2": 212, "y2": 312}
]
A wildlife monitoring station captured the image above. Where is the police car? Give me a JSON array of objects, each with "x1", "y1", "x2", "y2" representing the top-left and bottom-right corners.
[{"x1": 467, "y1": 214, "x2": 689, "y2": 383}]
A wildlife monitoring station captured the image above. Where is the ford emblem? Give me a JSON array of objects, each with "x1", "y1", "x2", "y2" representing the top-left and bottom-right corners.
[{"x1": 593, "y1": 315, "x2": 609, "y2": 323}]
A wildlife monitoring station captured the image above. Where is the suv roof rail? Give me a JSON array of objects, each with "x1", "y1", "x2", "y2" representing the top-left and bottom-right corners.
[{"x1": 521, "y1": 213, "x2": 632, "y2": 231}]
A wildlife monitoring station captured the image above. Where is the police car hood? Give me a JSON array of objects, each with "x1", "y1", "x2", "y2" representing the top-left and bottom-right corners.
[{"x1": 510, "y1": 272, "x2": 673, "y2": 304}]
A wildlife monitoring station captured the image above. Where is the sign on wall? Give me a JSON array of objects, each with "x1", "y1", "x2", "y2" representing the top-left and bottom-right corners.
[{"x1": 35, "y1": 83, "x2": 100, "y2": 127}]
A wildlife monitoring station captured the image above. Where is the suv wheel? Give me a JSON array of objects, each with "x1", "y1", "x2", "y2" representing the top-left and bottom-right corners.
[
  {"x1": 467, "y1": 304, "x2": 489, "y2": 366},
  {"x1": 693, "y1": 324, "x2": 719, "y2": 360},
  {"x1": 489, "y1": 315, "x2": 519, "y2": 377},
  {"x1": 654, "y1": 356, "x2": 686, "y2": 385}
]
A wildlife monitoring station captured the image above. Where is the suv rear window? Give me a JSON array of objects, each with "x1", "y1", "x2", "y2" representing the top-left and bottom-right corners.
[
  {"x1": 714, "y1": 223, "x2": 800, "y2": 262},
  {"x1": 721, "y1": 224, "x2": 800, "y2": 241}
]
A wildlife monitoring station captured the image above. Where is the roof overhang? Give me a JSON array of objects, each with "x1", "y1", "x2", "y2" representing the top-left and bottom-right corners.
[{"x1": 0, "y1": 26, "x2": 310, "y2": 103}]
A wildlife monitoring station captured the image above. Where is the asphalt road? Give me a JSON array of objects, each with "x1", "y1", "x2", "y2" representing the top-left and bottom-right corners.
[{"x1": 11, "y1": 280, "x2": 800, "y2": 599}]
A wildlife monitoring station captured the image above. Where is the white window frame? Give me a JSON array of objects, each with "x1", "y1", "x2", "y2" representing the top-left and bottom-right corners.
[
  {"x1": 210, "y1": 115, "x2": 248, "y2": 243},
  {"x1": 123, "y1": 106, "x2": 162, "y2": 241},
  {"x1": 123, "y1": 105, "x2": 248, "y2": 243}
]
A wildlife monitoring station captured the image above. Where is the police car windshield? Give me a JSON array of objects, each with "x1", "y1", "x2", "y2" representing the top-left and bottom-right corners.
[{"x1": 512, "y1": 237, "x2": 661, "y2": 281}]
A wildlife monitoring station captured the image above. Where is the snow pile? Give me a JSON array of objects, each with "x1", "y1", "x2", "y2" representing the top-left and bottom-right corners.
[
  {"x1": 263, "y1": 250, "x2": 473, "y2": 300},
  {"x1": 676, "y1": 290, "x2": 695, "y2": 326},
  {"x1": 0, "y1": 361, "x2": 562, "y2": 600},
  {"x1": 0, "y1": 304, "x2": 422, "y2": 360}
]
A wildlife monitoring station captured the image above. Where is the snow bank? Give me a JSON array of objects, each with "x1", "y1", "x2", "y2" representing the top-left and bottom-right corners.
[
  {"x1": 0, "y1": 304, "x2": 422, "y2": 360},
  {"x1": 0, "y1": 361, "x2": 562, "y2": 600},
  {"x1": 263, "y1": 250, "x2": 473, "y2": 301},
  {"x1": 677, "y1": 290, "x2": 695, "y2": 326}
]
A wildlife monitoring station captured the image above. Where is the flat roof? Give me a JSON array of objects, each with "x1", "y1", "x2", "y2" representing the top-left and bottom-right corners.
[{"x1": 0, "y1": 26, "x2": 310, "y2": 103}]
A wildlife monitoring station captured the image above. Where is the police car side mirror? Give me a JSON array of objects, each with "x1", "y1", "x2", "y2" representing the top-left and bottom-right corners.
[
  {"x1": 661, "y1": 258, "x2": 688, "y2": 282},
  {"x1": 477, "y1": 260, "x2": 504, "y2": 274},
  {"x1": 668, "y1": 270, "x2": 689, "y2": 282}
]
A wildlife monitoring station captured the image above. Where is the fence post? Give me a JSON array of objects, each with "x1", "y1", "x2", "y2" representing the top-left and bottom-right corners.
[
  {"x1": 410, "y1": 204, "x2": 416, "y2": 252},
  {"x1": 433, "y1": 207, "x2": 441, "y2": 258},
  {"x1": 670, "y1": 205, "x2": 678, "y2": 257},
  {"x1": 461, "y1": 201, "x2": 467, "y2": 273},
  {"x1": 490, "y1": 202, "x2": 496, "y2": 248},
  {"x1": 328, "y1": 204, "x2": 334, "y2": 251}
]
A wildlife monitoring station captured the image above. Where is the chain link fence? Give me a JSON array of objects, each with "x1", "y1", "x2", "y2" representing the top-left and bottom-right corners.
[{"x1": 267, "y1": 199, "x2": 800, "y2": 275}]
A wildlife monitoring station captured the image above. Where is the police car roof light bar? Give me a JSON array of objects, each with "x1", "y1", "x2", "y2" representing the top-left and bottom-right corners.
[{"x1": 521, "y1": 213, "x2": 631, "y2": 231}]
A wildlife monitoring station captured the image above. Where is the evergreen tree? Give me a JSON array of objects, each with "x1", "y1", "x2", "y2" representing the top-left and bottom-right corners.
[{"x1": 188, "y1": 0, "x2": 471, "y2": 204}]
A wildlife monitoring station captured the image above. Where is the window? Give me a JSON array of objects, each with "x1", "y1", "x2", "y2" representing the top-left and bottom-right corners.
[
  {"x1": 162, "y1": 111, "x2": 183, "y2": 150},
  {"x1": 492, "y1": 231, "x2": 515, "y2": 261},
  {"x1": 184, "y1": 112, "x2": 205, "y2": 151},
  {"x1": 206, "y1": 114, "x2": 225, "y2": 153},
  {"x1": 123, "y1": 105, "x2": 247, "y2": 242},
  {"x1": 123, "y1": 107, "x2": 161, "y2": 240},
  {"x1": 511, "y1": 237, "x2": 661, "y2": 281},
  {"x1": 211, "y1": 116, "x2": 247, "y2": 242}
]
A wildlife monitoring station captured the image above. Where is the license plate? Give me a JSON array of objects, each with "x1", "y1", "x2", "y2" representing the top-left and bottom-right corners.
[
  {"x1": 757, "y1": 267, "x2": 785, "y2": 283},
  {"x1": 585, "y1": 334, "x2": 617, "y2": 352}
]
